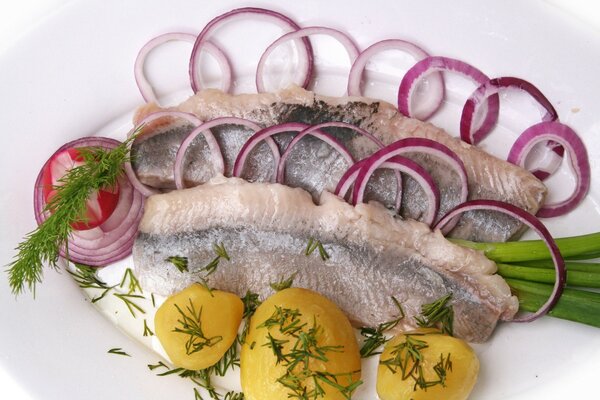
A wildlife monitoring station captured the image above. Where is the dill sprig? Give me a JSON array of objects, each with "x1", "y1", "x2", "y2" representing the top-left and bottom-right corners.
[
  {"x1": 6, "y1": 132, "x2": 139, "y2": 296},
  {"x1": 149, "y1": 341, "x2": 241, "y2": 400},
  {"x1": 120, "y1": 267, "x2": 143, "y2": 294},
  {"x1": 415, "y1": 294, "x2": 454, "y2": 336},
  {"x1": 360, "y1": 297, "x2": 404, "y2": 357},
  {"x1": 172, "y1": 298, "x2": 223, "y2": 355},
  {"x1": 239, "y1": 290, "x2": 262, "y2": 345},
  {"x1": 166, "y1": 256, "x2": 188, "y2": 273},
  {"x1": 143, "y1": 319, "x2": 154, "y2": 337},
  {"x1": 67, "y1": 263, "x2": 115, "y2": 303},
  {"x1": 270, "y1": 272, "x2": 297, "y2": 292},
  {"x1": 380, "y1": 333, "x2": 452, "y2": 391},
  {"x1": 107, "y1": 347, "x2": 130, "y2": 357},
  {"x1": 258, "y1": 307, "x2": 362, "y2": 399},
  {"x1": 305, "y1": 238, "x2": 330, "y2": 261}
]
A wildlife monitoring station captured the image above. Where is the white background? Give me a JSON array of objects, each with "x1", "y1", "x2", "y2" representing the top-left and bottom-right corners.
[{"x1": 0, "y1": 1, "x2": 598, "y2": 399}]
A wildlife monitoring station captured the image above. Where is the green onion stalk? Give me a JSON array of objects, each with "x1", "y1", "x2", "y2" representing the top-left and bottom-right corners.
[{"x1": 454, "y1": 232, "x2": 600, "y2": 328}]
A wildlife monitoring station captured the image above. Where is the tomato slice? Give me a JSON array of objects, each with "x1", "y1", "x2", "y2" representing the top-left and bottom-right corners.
[{"x1": 41, "y1": 147, "x2": 120, "y2": 230}]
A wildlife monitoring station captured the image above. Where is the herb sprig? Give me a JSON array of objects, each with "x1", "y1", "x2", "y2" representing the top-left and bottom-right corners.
[
  {"x1": 172, "y1": 299, "x2": 223, "y2": 355},
  {"x1": 415, "y1": 294, "x2": 454, "y2": 336},
  {"x1": 258, "y1": 307, "x2": 362, "y2": 399},
  {"x1": 6, "y1": 132, "x2": 139, "y2": 295},
  {"x1": 359, "y1": 297, "x2": 404, "y2": 357},
  {"x1": 380, "y1": 332, "x2": 452, "y2": 391}
]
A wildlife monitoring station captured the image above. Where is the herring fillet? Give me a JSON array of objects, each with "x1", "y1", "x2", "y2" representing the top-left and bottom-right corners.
[
  {"x1": 133, "y1": 177, "x2": 518, "y2": 343},
  {"x1": 131, "y1": 86, "x2": 547, "y2": 242}
]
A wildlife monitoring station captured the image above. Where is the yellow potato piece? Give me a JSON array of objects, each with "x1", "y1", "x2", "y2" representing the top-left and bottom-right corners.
[
  {"x1": 155, "y1": 283, "x2": 243, "y2": 370},
  {"x1": 377, "y1": 329, "x2": 479, "y2": 400},
  {"x1": 241, "y1": 288, "x2": 361, "y2": 400}
]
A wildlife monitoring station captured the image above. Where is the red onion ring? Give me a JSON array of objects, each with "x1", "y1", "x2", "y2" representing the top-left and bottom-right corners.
[
  {"x1": 189, "y1": 7, "x2": 314, "y2": 93},
  {"x1": 434, "y1": 200, "x2": 566, "y2": 322},
  {"x1": 256, "y1": 26, "x2": 359, "y2": 93},
  {"x1": 461, "y1": 76, "x2": 564, "y2": 181},
  {"x1": 398, "y1": 56, "x2": 500, "y2": 134},
  {"x1": 127, "y1": 111, "x2": 225, "y2": 195},
  {"x1": 173, "y1": 117, "x2": 278, "y2": 188},
  {"x1": 507, "y1": 121, "x2": 590, "y2": 218},
  {"x1": 347, "y1": 39, "x2": 444, "y2": 120},
  {"x1": 339, "y1": 157, "x2": 440, "y2": 226},
  {"x1": 352, "y1": 138, "x2": 468, "y2": 230},
  {"x1": 276, "y1": 122, "x2": 381, "y2": 183},
  {"x1": 134, "y1": 32, "x2": 232, "y2": 104},
  {"x1": 33, "y1": 137, "x2": 144, "y2": 266},
  {"x1": 232, "y1": 122, "x2": 308, "y2": 180}
]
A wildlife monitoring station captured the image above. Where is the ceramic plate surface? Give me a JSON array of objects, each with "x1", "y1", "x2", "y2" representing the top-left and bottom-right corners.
[{"x1": 1, "y1": 0, "x2": 599, "y2": 399}]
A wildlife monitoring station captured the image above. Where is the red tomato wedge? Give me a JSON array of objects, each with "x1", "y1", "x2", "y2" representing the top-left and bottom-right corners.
[{"x1": 40, "y1": 147, "x2": 120, "y2": 230}]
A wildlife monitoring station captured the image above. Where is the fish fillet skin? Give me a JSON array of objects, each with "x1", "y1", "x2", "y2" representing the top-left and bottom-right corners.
[
  {"x1": 133, "y1": 176, "x2": 518, "y2": 343},
  {"x1": 131, "y1": 86, "x2": 547, "y2": 242}
]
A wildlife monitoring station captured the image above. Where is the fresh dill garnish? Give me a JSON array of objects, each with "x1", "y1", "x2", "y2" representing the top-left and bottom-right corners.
[
  {"x1": 304, "y1": 238, "x2": 330, "y2": 261},
  {"x1": 415, "y1": 293, "x2": 454, "y2": 336},
  {"x1": 269, "y1": 272, "x2": 297, "y2": 292},
  {"x1": 114, "y1": 292, "x2": 146, "y2": 317},
  {"x1": 166, "y1": 256, "x2": 188, "y2": 273},
  {"x1": 223, "y1": 392, "x2": 245, "y2": 400},
  {"x1": 120, "y1": 267, "x2": 143, "y2": 294},
  {"x1": 360, "y1": 297, "x2": 404, "y2": 357},
  {"x1": 67, "y1": 263, "x2": 115, "y2": 302},
  {"x1": 172, "y1": 298, "x2": 223, "y2": 355},
  {"x1": 239, "y1": 290, "x2": 262, "y2": 344},
  {"x1": 257, "y1": 307, "x2": 362, "y2": 399},
  {"x1": 379, "y1": 332, "x2": 452, "y2": 391},
  {"x1": 143, "y1": 319, "x2": 154, "y2": 337},
  {"x1": 149, "y1": 342, "x2": 241, "y2": 400},
  {"x1": 107, "y1": 347, "x2": 130, "y2": 357},
  {"x1": 6, "y1": 131, "x2": 140, "y2": 296},
  {"x1": 196, "y1": 243, "x2": 230, "y2": 295},
  {"x1": 151, "y1": 293, "x2": 156, "y2": 308}
]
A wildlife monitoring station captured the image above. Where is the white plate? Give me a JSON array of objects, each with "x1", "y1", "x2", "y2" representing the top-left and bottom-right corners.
[{"x1": 1, "y1": 0, "x2": 600, "y2": 399}]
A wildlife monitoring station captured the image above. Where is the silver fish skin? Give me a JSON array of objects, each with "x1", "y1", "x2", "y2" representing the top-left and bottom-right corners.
[
  {"x1": 131, "y1": 86, "x2": 547, "y2": 242},
  {"x1": 133, "y1": 176, "x2": 518, "y2": 343}
]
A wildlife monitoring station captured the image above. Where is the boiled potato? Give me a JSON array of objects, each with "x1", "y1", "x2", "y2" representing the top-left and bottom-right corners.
[
  {"x1": 377, "y1": 329, "x2": 479, "y2": 400},
  {"x1": 155, "y1": 284, "x2": 243, "y2": 370},
  {"x1": 241, "y1": 288, "x2": 361, "y2": 400}
]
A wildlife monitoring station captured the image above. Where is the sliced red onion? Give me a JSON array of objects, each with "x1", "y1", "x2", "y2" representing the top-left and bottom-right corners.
[
  {"x1": 434, "y1": 199, "x2": 566, "y2": 322},
  {"x1": 34, "y1": 138, "x2": 145, "y2": 266},
  {"x1": 276, "y1": 122, "x2": 381, "y2": 183},
  {"x1": 256, "y1": 26, "x2": 359, "y2": 93},
  {"x1": 507, "y1": 121, "x2": 590, "y2": 218},
  {"x1": 134, "y1": 32, "x2": 232, "y2": 104},
  {"x1": 189, "y1": 7, "x2": 314, "y2": 93},
  {"x1": 174, "y1": 117, "x2": 277, "y2": 189},
  {"x1": 232, "y1": 122, "x2": 308, "y2": 180},
  {"x1": 127, "y1": 111, "x2": 225, "y2": 194},
  {"x1": 347, "y1": 39, "x2": 444, "y2": 120},
  {"x1": 352, "y1": 138, "x2": 468, "y2": 230},
  {"x1": 337, "y1": 157, "x2": 440, "y2": 226},
  {"x1": 398, "y1": 56, "x2": 500, "y2": 133},
  {"x1": 461, "y1": 76, "x2": 563, "y2": 181}
]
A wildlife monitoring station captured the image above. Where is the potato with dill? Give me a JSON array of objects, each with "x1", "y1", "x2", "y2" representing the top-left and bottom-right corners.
[
  {"x1": 241, "y1": 288, "x2": 362, "y2": 399},
  {"x1": 154, "y1": 283, "x2": 243, "y2": 370},
  {"x1": 377, "y1": 329, "x2": 479, "y2": 400}
]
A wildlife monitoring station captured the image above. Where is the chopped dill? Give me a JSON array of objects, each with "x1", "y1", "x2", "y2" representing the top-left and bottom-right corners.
[
  {"x1": 304, "y1": 238, "x2": 330, "y2": 261},
  {"x1": 107, "y1": 347, "x2": 130, "y2": 357},
  {"x1": 360, "y1": 297, "x2": 404, "y2": 357},
  {"x1": 166, "y1": 256, "x2": 188, "y2": 273},
  {"x1": 269, "y1": 272, "x2": 297, "y2": 292},
  {"x1": 114, "y1": 292, "x2": 146, "y2": 317},
  {"x1": 257, "y1": 307, "x2": 362, "y2": 399},
  {"x1": 120, "y1": 267, "x2": 143, "y2": 294},
  {"x1": 379, "y1": 332, "x2": 453, "y2": 391},
  {"x1": 143, "y1": 319, "x2": 154, "y2": 337},
  {"x1": 415, "y1": 293, "x2": 454, "y2": 336},
  {"x1": 239, "y1": 290, "x2": 262, "y2": 345},
  {"x1": 172, "y1": 298, "x2": 223, "y2": 355}
]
